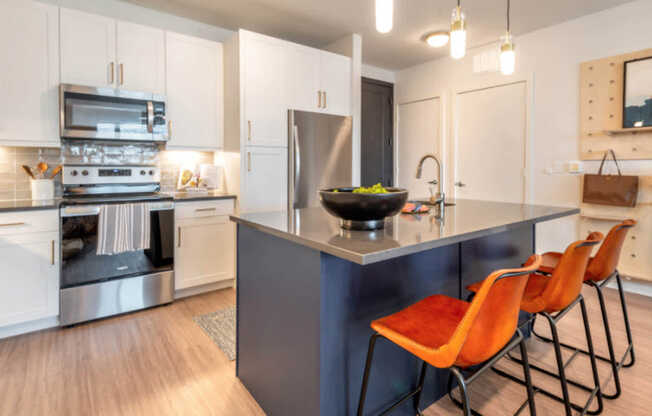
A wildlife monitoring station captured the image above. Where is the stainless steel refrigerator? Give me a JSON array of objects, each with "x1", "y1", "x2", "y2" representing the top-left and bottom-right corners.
[{"x1": 288, "y1": 110, "x2": 353, "y2": 211}]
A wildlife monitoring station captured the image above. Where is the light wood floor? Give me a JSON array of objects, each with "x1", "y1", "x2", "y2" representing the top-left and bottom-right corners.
[{"x1": 0, "y1": 285, "x2": 649, "y2": 415}]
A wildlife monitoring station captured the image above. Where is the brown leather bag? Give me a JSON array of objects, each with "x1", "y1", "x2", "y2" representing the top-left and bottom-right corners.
[{"x1": 583, "y1": 150, "x2": 638, "y2": 207}]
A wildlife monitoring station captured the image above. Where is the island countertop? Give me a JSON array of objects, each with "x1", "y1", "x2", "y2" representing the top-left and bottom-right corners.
[{"x1": 230, "y1": 199, "x2": 579, "y2": 265}]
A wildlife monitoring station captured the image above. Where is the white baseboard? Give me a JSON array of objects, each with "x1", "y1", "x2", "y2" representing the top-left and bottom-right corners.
[
  {"x1": 0, "y1": 316, "x2": 59, "y2": 340},
  {"x1": 607, "y1": 275, "x2": 652, "y2": 298},
  {"x1": 174, "y1": 279, "x2": 235, "y2": 299}
]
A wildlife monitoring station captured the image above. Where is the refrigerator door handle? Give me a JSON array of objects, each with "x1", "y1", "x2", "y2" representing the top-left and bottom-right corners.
[{"x1": 293, "y1": 124, "x2": 301, "y2": 205}]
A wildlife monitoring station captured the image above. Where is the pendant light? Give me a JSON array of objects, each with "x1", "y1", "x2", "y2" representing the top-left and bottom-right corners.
[
  {"x1": 376, "y1": 0, "x2": 393, "y2": 33},
  {"x1": 450, "y1": 0, "x2": 466, "y2": 59},
  {"x1": 500, "y1": 0, "x2": 515, "y2": 75}
]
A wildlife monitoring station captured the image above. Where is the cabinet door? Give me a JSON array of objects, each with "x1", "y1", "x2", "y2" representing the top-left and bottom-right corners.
[
  {"x1": 166, "y1": 32, "x2": 223, "y2": 149},
  {"x1": 0, "y1": 236, "x2": 59, "y2": 327},
  {"x1": 242, "y1": 31, "x2": 287, "y2": 147},
  {"x1": 60, "y1": 8, "x2": 116, "y2": 87},
  {"x1": 286, "y1": 44, "x2": 321, "y2": 112},
  {"x1": 320, "y1": 51, "x2": 351, "y2": 116},
  {"x1": 116, "y1": 21, "x2": 165, "y2": 94},
  {"x1": 175, "y1": 217, "x2": 235, "y2": 289},
  {"x1": 0, "y1": 1, "x2": 59, "y2": 146},
  {"x1": 242, "y1": 147, "x2": 288, "y2": 212}
]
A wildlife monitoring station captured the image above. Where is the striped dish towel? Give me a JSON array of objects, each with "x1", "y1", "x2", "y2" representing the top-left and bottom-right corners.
[{"x1": 96, "y1": 203, "x2": 151, "y2": 255}]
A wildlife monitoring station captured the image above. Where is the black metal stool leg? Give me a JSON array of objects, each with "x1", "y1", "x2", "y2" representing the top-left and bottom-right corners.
[
  {"x1": 413, "y1": 362, "x2": 428, "y2": 416},
  {"x1": 615, "y1": 272, "x2": 636, "y2": 368},
  {"x1": 544, "y1": 312, "x2": 573, "y2": 416},
  {"x1": 449, "y1": 367, "x2": 472, "y2": 416},
  {"x1": 357, "y1": 333, "x2": 380, "y2": 416},
  {"x1": 579, "y1": 297, "x2": 604, "y2": 415},
  {"x1": 590, "y1": 281, "x2": 622, "y2": 399},
  {"x1": 518, "y1": 335, "x2": 537, "y2": 416}
]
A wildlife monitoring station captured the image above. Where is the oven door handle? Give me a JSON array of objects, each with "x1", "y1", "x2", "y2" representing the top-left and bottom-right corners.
[{"x1": 61, "y1": 206, "x2": 101, "y2": 217}]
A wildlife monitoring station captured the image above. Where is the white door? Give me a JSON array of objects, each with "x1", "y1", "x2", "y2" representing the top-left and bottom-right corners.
[
  {"x1": 320, "y1": 51, "x2": 351, "y2": 116},
  {"x1": 286, "y1": 44, "x2": 321, "y2": 112},
  {"x1": 60, "y1": 8, "x2": 116, "y2": 87},
  {"x1": 116, "y1": 21, "x2": 165, "y2": 94},
  {"x1": 0, "y1": 1, "x2": 59, "y2": 146},
  {"x1": 242, "y1": 146, "x2": 288, "y2": 212},
  {"x1": 242, "y1": 31, "x2": 287, "y2": 147},
  {"x1": 397, "y1": 98, "x2": 441, "y2": 199},
  {"x1": 454, "y1": 82, "x2": 527, "y2": 203},
  {"x1": 175, "y1": 217, "x2": 235, "y2": 289},
  {"x1": 0, "y1": 235, "x2": 59, "y2": 327},
  {"x1": 166, "y1": 32, "x2": 223, "y2": 149}
]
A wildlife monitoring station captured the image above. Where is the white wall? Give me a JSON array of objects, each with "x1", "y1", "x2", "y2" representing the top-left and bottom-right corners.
[
  {"x1": 39, "y1": 0, "x2": 234, "y2": 42},
  {"x1": 362, "y1": 64, "x2": 395, "y2": 84},
  {"x1": 396, "y1": 0, "x2": 652, "y2": 264}
]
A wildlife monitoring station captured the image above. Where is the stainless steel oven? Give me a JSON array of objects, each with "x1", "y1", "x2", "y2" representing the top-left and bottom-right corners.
[{"x1": 60, "y1": 84, "x2": 168, "y2": 142}]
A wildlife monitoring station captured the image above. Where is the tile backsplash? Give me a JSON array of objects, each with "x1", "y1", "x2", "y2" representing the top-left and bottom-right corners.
[{"x1": 0, "y1": 143, "x2": 215, "y2": 199}]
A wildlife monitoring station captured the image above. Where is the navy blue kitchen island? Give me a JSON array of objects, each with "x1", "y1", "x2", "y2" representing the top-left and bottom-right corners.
[{"x1": 230, "y1": 200, "x2": 578, "y2": 416}]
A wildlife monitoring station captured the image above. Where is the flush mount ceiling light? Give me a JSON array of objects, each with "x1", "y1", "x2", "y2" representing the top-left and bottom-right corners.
[
  {"x1": 500, "y1": 0, "x2": 515, "y2": 75},
  {"x1": 376, "y1": 0, "x2": 393, "y2": 33},
  {"x1": 425, "y1": 31, "x2": 450, "y2": 48},
  {"x1": 450, "y1": 0, "x2": 467, "y2": 59}
]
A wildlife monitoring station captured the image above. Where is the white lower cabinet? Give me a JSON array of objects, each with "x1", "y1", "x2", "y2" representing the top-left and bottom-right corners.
[
  {"x1": 175, "y1": 200, "x2": 235, "y2": 290},
  {"x1": 0, "y1": 210, "x2": 59, "y2": 328}
]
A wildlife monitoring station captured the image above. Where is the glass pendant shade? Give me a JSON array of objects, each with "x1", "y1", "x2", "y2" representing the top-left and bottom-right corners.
[
  {"x1": 376, "y1": 0, "x2": 393, "y2": 33},
  {"x1": 450, "y1": 6, "x2": 466, "y2": 59},
  {"x1": 500, "y1": 32, "x2": 515, "y2": 75}
]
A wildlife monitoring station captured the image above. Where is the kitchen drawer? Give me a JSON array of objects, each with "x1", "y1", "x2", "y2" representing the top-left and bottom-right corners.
[
  {"x1": 0, "y1": 210, "x2": 59, "y2": 236},
  {"x1": 175, "y1": 199, "x2": 235, "y2": 220}
]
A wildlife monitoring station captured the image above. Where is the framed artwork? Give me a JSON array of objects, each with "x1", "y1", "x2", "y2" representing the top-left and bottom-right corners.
[{"x1": 624, "y1": 56, "x2": 652, "y2": 128}]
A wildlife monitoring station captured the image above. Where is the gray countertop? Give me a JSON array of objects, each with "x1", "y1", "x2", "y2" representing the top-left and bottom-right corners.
[
  {"x1": 230, "y1": 199, "x2": 579, "y2": 265},
  {"x1": 168, "y1": 190, "x2": 237, "y2": 202},
  {"x1": 0, "y1": 199, "x2": 61, "y2": 213}
]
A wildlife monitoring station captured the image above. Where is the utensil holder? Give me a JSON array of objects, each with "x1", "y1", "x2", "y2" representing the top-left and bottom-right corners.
[{"x1": 31, "y1": 179, "x2": 54, "y2": 200}]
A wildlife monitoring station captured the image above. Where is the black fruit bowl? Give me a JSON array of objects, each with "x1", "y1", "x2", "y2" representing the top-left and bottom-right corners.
[{"x1": 319, "y1": 187, "x2": 409, "y2": 230}]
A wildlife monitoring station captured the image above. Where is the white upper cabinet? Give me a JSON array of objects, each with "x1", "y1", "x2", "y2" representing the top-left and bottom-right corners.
[
  {"x1": 59, "y1": 11, "x2": 165, "y2": 94},
  {"x1": 60, "y1": 8, "x2": 116, "y2": 87},
  {"x1": 242, "y1": 31, "x2": 287, "y2": 147},
  {"x1": 286, "y1": 44, "x2": 321, "y2": 112},
  {"x1": 166, "y1": 32, "x2": 223, "y2": 150},
  {"x1": 319, "y1": 51, "x2": 351, "y2": 116},
  {"x1": 0, "y1": 0, "x2": 59, "y2": 147},
  {"x1": 116, "y1": 21, "x2": 166, "y2": 94}
]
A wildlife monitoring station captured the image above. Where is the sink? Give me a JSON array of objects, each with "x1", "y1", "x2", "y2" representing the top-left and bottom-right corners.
[{"x1": 412, "y1": 199, "x2": 456, "y2": 207}]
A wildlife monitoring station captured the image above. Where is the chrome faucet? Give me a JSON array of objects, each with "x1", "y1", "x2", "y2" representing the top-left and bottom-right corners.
[{"x1": 416, "y1": 154, "x2": 445, "y2": 211}]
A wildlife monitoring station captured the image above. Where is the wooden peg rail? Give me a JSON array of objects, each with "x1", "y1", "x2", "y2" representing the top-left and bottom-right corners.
[{"x1": 580, "y1": 48, "x2": 652, "y2": 160}]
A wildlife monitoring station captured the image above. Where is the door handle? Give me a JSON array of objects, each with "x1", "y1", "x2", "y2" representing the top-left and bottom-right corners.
[
  {"x1": 177, "y1": 227, "x2": 181, "y2": 248},
  {"x1": 119, "y1": 63, "x2": 124, "y2": 85},
  {"x1": 323, "y1": 91, "x2": 327, "y2": 109},
  {"x1": 247, "y1": 120, "x2": 252, "y2": 141},
  {"x1": 168, "y1": 120, "x2": 172, "y2": 139},
  {"x1": 195, "y1": 207, "x2": 217, "y2": 213},
  {"x1": 109, "y1": 62, "x2": 115, "y2": 85},
  {"x1": 247, "y1": 152, "x2": 252, "y2": 172},
  {"x1": 454, "y1": 181, "x2": 466, "y2": 188},
  {"x1": 293, "y1": 125, "x2": 301, "y2": 204},
  {"x1": 0, "y1": 222, "x2": 25, "y2": 227},
  {"x1": 318, "y1": 91, "x2": 322, "y2": 109},
  {"x1": 51, "y1": 240, "x2": 55, "y2": 265}
]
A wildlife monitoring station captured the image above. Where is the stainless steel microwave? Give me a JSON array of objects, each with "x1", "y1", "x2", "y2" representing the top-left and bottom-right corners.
[{"x1": 59, "y1": 84, "x2": 168, "y2": 142}]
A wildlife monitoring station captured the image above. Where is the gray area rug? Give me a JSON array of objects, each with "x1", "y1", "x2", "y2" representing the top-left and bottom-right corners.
[{"x1": 193, "y1": 307, "x2": 236, "y2": 361}]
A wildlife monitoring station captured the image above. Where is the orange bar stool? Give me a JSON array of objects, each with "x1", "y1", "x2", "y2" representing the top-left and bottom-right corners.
[
  {"x1": 532, "y1": 220, "x2": 636, "y2": 400},
  {"x1": 468, "y1": 232, "x2": 604, "y2": 416},
  {"x1": 356, "y1": 255, "x2": 542, "y2": 416}
]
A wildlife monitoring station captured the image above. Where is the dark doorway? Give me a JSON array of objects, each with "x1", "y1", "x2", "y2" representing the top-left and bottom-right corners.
[{"x1": 361, "y1": 77, "x2": 394, "y2": 187}]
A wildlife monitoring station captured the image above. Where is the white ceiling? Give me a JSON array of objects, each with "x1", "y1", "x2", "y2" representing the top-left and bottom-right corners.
[{"x1": 123, "y1": 0, "x2": 633, "y2": 70}]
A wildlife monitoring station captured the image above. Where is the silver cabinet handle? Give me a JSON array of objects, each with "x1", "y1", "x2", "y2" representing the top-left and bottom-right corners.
[
  {"x1": 454, "y1": 181, "x2": 466, "y2": 187},
  {"x1": 195, "y1": 207, "x2": 217, "y2": 212},
  {"x1": 51, "y1": 240, "x2": 55, "y2": 265},
  {"x1": 247, "y1": 152, "x2": 252, "y2": 172},
  {"x1": 177, "y1": 226, "x2": 181, "y2": 248},
  {"x1": 109, "y1": 62, "x2": 115, "y2": 85},
  {"x1": 323, "y1": 91, "x2": 327, "y2": 109},
  {"x1": 247, "y1": 120, "x2": 252, "y2": 141},
  {"x1": 119, "y1": 63, "x2": 124, "y2": 85},
  {"x1": 318, "y1": 91, "x2": 322, "y2": 108},
  {"x1": 0, "y1": 222, "x2": 25, "y2": 227}
]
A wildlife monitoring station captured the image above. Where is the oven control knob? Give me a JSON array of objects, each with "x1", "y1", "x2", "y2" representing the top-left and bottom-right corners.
[
  {"x1": 82, "y1": 170, "x2": 89, "y2": 176},
  {"x1": 71, "y1": 170, "x2": 78, "y2": 177},
  {"x1": 140, "y1": 170, "x2": 146, "y2": 176},
  {"x1": 148, "y1": 170, "x2": 155, "y2": 176}
]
